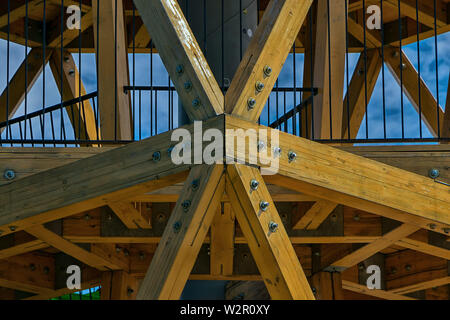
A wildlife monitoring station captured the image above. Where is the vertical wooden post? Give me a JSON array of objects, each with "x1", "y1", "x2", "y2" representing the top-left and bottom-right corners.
[
  {"x1": 210, "y1": 203, "x2": 235, "y2": 276},
  {"x1": 310, "y1": 272, "x2": 343, "y2": 300},
  {"x1": 101, "y1": 271, "x2": 138, "y2": 300},
  {"x1": 312, "y1": 0, "x2": 347, "y2": 139},
  {"x1": 92, "y1": 0, "x2": 132, "y2": 140}
]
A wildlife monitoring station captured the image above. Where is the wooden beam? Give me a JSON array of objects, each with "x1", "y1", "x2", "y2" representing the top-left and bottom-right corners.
[
  {"x1": 342, "y1": 49, "x2": 382, "y2": 139},
  {"x1": 442, "y1": 72, "x2": 450, "y2": 139},
  {"x1": 384, "y1": 47, "x2": 444, "y2": 137},
  {"x1": 347, "y1": 17, "x2": 382, "y2": 48},
  {"x1": 101, "y1": 271, "x2": 138, "y2": 300},
  {"x1": 92, "y1": 0, "x2": 132, "y2": 140},
  {"x1": 26, "y1": 225, "x2": 126, "y2": 271},
  {"x1": 293, "y1": 200, "x2": 338, "y2": 230},
  {"x1": 210, "y1": 203, "x2": 235, "y2": 276},
  {"x1": 389, "y1": 276, "x2": 450, "y2": 295},
  {"x1": 49, "y1": 49, "x2": 99, "y2": 141},
  {"x1": 0, "y1": 48, "x2": 52, "y2": 130},
  {"x1": 329, "y1": 224, "x2": 420, "y2": 271},
  {"x1": 0, "y1": 239, "x2": 47, "y2": 260},
  {"x1": 0, "y1": 252, "x2": 55, "y2": 295},
  {"x1": 133, "y1": 0, "x2": 223, "y2": 121},
  {"x1": 137, "y1": 165, "x2": 224, "y2": 300},
  {"x1": 0, "y1": 0, "x2": 42, "y2": 29},
  {"x1": 312, "y1": 0, "x2": 348, "y2": 139},
  {"x1": 226, "y1": 164, "x2": 314, "y2": 300},
  {"x1": 225, "y1": 0, "x2": 312, "y2": 121},
  {"x1": 0, "y1": 115, "x2": 225, "y2": 236},
  {"x1": 108, "y1": 202, "x2": 151, "y2": 229},
  {"x1": 395, "y1": 238, "x2": 450, "y2": 260},
  {"x1": 311, "y1": 272, "x2": 343, "y2": 300},
  {"x1": 385, "y1": 0, "x2": 447, "y2": 29},
  {"x1": 226, "y1": 116, "x2": 450, "y2": 234},
  {"x1": 342, "y1": 280, "x2": 416, "y2": 300},
  {"x1": 47, "y1": 10, "x2": 93, "y2": 48}
]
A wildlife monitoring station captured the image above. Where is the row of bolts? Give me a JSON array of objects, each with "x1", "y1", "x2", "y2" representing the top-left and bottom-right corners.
[
  {"x1": 173, "y1": 177, "x2": 279, "y2": 235},
  {"x1": 175, "y1": 63, "x2": 273, "y2": 111}
]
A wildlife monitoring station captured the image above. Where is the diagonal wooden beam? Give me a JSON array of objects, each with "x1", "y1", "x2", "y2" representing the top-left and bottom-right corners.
[
  {"x1": 293, "y1": 200, "x2": 338, "y2": 230},
  {"x1": 0, "y1": 0, "x2": 42, "y2": 29},
  {"x1": 0, "y1": 115, "x2": 225, "y2": 236},
  {"x1": 384, "y1": 47, "x2": 444, "y2": 137},
  {"x1": 226, "y1": 0, "x2": 312, "y2": 121},
  {"x1": 49, "y1": 49, "x2": 99, "y2": 141},
  {"x1": 133, "y1": 0, "x2": 223, "y2": 121},
  {"x1": 47, "y1": 10, "x2": 93, "y2": 48},
  {"x1": 389, "y1": 276, "x2": 450, "y2": 295},
  {"x1": 342, "y1": 280, "x2": 416, "y2": 300},
  {"x1": 108, "y1": 201, "x2": 151, "y2": 229},
  {"x1": 26, "y1": 225, "x2": 126, "y2": 271},
  {"x1": 226, "y1": 164, "x2": 314, "y2": 300},
  {"x1": 347, "y1": 17, "x2": 382, "y2": 48},
  {"x1": 93, "y1": 0, "x2": 132, "y2": 140},
  {"x1": 342, "y1": 49, "x2": 382, "y2": 139},
  {"x1": 226, "y1": 116, "x2": 450, "y2": 234},
  {"x1": 442, "y1": 72, "x2": 450, "y2": 139},
  {"x1": 385, "y1": 0, "x2": 447, "y2": 29},
  {"x1": 328, "y1": 224, "x2": 420, "y2": 271},
  {"x1": 312, "y1": 0, "x2": 348, "y2": 139},
  {"x1": 395, "y1": 237, "x2": 450, "y2": 260},
  {"x1": 0, "y1": 48, "x2": 53, "y2": 132},
  {"x1": 137, "y1": 165, "x2": 225, "y2": 300}
]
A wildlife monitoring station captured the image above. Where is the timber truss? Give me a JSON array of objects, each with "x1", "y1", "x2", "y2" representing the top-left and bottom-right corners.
[{"x1": 0, "y1": 0, "x2": 449, "y2": 300}]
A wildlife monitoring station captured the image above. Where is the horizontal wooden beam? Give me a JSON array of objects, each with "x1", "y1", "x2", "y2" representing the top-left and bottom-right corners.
[
  {"x1": 226, "y1": 116, "x2": 450, "y2": 234},
  {"x1": 389, "y1": 276, "x2": 450, "y2": 295},
  {"x1": 0, "y1": 115, "x2": 225, "y2": 236}
]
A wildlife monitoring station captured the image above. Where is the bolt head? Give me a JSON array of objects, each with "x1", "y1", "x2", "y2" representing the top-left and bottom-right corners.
[
  {"x1": 115, "y1": 246, "x2": 122, "y2": 253},
  {"x1": 152, "y1": 151, "x2": 161, "y2": 162},
  {"x1": 428, "y1": 168, "x2": 440, "y2": 179},
  {"x1": 182, "y1": 200, "x2": 191, "y2": 212},
  {"x1": 288, "y1": 151, "x2": 297, "y2": 162},
  {"x1": 405, "y1": 264, "x2": 412, "y2": 271},
  {"x1": 255, "y1": 81, "x2": 265, "y2": 92},
  {"x1": 268, "y1": 221, "x2": 278, "y2": 233},
  {"x1": 176, "y1": 65, "x2": 184, "y2": 74},
  {"x1": 4, "y1": 169, "x2": 16, "y2": 180},
  {"x1": 443, "y1": 228, "x2": 450, "y2": 234},
  {"x1": 353, "y1": 215, "x2": 360, "y2": 221},
  {"x1": 30, "y1": 264, "x2": 36, "y2": 271},
  {"x1": 84, "y1": 214, "x2": 91, "y2": 221},
  {"x1": 123, "y1": 249, "x2": 130, "y2": 256},
  {"x1": 428, "y1": 223, "x2": 437, "y2": 230},
  {"x1": 184, "y1": 81, "x2": 192, "y2": 91},
  {"x1": 247, "y1": 97, "x2": 256, "y2": 109},
  {"x1": 9, "y1": 226, "x2": 16, "y2": 232},
  {"x1": 250, "y1": 179, "x2": 259, "y2": 191},
  {"x1": 43, "y1": 266, "x2": 50, "y2": 275},
  {"x1": 68, "y1": 69, "x2": 75, "y2": 76},
  {"x1": 192, "y1": 98, "x2": 201, "y2": 108},
  {"x1": 260, "y1": 201, "x2": 270, "y2": 211},
  {"x1": 400, "y1": 63, "x2": 407, "y2": 70},
  {"x1": 263, "y1": 65, "x2": 272, "y2": 77},
  {"x1": 173, "y1": 221, "x2": 182, "y2": 233},
  {"x1": 191, "y1": 179, "x2": 200, "y2": 191}
]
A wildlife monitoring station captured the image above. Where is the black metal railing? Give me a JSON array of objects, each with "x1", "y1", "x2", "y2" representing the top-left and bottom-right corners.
[{"x1": 0, "y1": 0, "x2": 447, "y2": 147}]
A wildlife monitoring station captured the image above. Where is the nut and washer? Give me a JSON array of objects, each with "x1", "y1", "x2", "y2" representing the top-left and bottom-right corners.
[
  {"x1": 192, "y1": 98, "x2": 201, "y2": 108},
  {"x1": 263, "y1": 65, "x2": 272, "y2": 77},
  {"x1": 268, "y1": 221, "x2": 278, "y2": 233},
  {"x1": 184, "y1": 81, "x2": 192, "y2": 91},
  {"x1": 428, "y1": 168, "x2": 440, "y2": 179},
  {"x1": 176, "y1": 65, "x2": 184, "y2": 74},
  {"x1": 191, "y1": 179, "x2": 200, "y2": 191},
  {"x1": 247, "y1": 97, "x2": 256, "y2": 109},
  {"x1": 255, "y1": 81, "x2": 265, "y2": 92},
  {"x1": 182, "y1": 200, "x2": 191, "y2": 212},
  {"x1": 250, "y1": 179, "x2": 259, "y2": 191},
  {"x1": 173, "y1": 221, "x2": 182, "y2": 233},
  {"x1": 3, "y1": 169, "x2": 16, "y2": 181},
  {"x1": 260, "y1": 201, "x2": 270, "y2": 211},
  {"x1": 288, "y1": 151, "x2": 297, "y2": 163},
  {"x1": 152, "y1": 151, "x2": 161, "y2": 162}
]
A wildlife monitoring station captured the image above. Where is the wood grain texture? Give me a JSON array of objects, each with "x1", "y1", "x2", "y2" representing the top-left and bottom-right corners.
[
  {"x1": 226, "y1": 0, "x2": 312, "y2": 120},
  {"x1": 226, "y1": 164, "x2": 315, "y2": 300},
  {"x1": 133, "y1": 0, "x2": 223, "y2": 121}
]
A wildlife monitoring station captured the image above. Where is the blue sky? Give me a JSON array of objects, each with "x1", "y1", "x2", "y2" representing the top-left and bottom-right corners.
[{"x1": 0, "y1": 30, "x2": 448, "y2": 145}]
